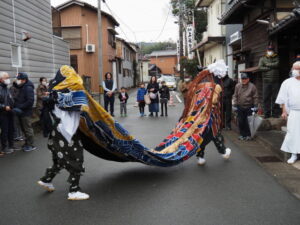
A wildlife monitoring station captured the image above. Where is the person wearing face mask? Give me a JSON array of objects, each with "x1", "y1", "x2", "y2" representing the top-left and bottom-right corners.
[
  {"x1": 9, "y1": 79, "x2": 24, "y2": 142},
  {"x1": 36, "y1": 77, "x2": 49, "y2": 113},
  {"x1": 36, "y1": 77, "x2": 50, "y2": 137},
  {"x1": 0, "y1": 72, "x2": 19, "y2": 155},
  {"x1": 14, "y1": 72, "x2": 36, "y2": 152},
  {"x1": 289, "y1": 54, "x2": 300, "y2": 77},
  {"x1": 276, "y1": 62, "x2": 300, "y2": 164},
  {"x1": 258, "y1": 46, "x2": 280, "y2": 118}
]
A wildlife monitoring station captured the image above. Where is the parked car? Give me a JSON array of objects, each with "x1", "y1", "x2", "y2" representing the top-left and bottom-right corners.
[{"x1": 158, "y1": 76, "x2": 177, "y2": 90}]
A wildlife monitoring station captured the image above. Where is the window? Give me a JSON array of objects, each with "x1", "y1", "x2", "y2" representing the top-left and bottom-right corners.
[
  {"x1": 70, "y1": 55, "x2": 78, "y2": 72},
  {"x1": 108, "y1": 32, "x2": 116, "y2": 48},
  {"x1": 123, "y1": 47, "x2": 126, "y2": 59},
  {"x1": 11, "y1": 43, "x2": 22, "y2": 68},
  {"x1": 61, "y1": 27, "x2": 82, "y2": 50},
  {"x1": 118, "y1": 60, "x2": 122, "y2": 73}
]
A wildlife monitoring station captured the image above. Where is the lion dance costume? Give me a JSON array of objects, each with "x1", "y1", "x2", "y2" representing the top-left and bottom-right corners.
[{"x1": 38, "y1": 61, "x2": 230, "y2": 200}]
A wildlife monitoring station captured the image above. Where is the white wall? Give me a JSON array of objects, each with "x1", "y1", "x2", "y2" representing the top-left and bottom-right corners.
[
  {"x1": 139, "y1": 61, "x2": 149, "y2": 83},
  {"x1": 227, "y1": 45, "x2": 233, "y2": 78},
  {"x1": 207, "y1": 0, "x2": 225, "y2": 37},
  {"x1": 203, "y1": 44, "x2": 226, "y2": 66}
]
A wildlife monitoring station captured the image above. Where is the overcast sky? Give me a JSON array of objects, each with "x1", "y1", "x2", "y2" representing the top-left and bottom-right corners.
[{"x1": 51, "y1": 0, "x2": 179, "y2": 43}]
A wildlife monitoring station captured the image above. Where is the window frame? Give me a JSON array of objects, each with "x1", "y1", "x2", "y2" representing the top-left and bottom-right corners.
[{"x1": 10, "y1": 43, "x2": 22, "y2": 68}]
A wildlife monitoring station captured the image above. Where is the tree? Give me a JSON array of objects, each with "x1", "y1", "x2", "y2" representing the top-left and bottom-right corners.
[
  {"x1": 140, "y1": 42, "x2": 177, "y2": 55},
  {"x1": 170, "y1": 0, "x2": 207, "y2": 42},
  {"x1": 180, "y1": 57, "x2": 199, "y2": 78}
]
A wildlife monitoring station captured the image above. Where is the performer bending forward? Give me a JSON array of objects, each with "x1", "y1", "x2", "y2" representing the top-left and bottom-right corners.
[{"x1": 37, "y1": 66, "x2": 89, "y2": 200}]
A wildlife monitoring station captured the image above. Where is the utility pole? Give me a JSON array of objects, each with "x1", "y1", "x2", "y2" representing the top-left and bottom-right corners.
[
  {"x1": 141, "y1": 62, "x2": 144, "y2": 83},
  {"x1": 179, "y1": 0, "x2": 184, "y2": 81},
  {"x1": 97, "y1": 0, "x2": 104, "y2": 105}
]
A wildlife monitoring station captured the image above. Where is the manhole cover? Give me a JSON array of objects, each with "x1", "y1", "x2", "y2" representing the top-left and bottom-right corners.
[{"x1": 256, "y1": 156, "x2": 282, "y2": 163}]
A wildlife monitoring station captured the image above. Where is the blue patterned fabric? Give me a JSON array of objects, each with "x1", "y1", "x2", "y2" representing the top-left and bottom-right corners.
[{"x1": 57, "y1": 91, "x2": 88, "y2": 109}]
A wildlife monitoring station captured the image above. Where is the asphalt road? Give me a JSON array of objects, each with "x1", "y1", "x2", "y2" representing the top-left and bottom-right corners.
[{"x1": 1, "y1": 90, "x2": 300, "y2": 225}]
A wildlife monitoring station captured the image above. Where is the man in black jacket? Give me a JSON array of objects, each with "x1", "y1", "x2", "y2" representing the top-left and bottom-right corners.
[
  {"x1": 0, "y1": 72, "x2": 19, "y2": 155},
  {"x1": 222, "y1": 75, "x2": 235, "y2": 130},
  {"x1": 14, "y1": 72, "x2": 36, "y2": 152}
]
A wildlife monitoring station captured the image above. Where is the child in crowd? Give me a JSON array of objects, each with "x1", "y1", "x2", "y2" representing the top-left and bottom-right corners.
[
  {"x1": 118, "y1": 87, "x2": 129, "y2": 117},
  {"x1": 159, "y1": 81, "x2": 170, "y2": 117},
  {"x1": 136, "y1": 83, "x2": 147, "y2": 117}
]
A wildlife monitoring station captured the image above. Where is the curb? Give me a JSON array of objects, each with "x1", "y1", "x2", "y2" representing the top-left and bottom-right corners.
[
  {"x1": 230, "y1": 123, "x2": 289, "y2": 161},
  {"x1": 255, "y1": 133, "x2": 289, "y2": 162}
]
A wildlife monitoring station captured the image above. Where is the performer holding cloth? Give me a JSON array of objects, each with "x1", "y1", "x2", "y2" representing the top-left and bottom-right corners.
[
  {"x1": 37, "y1": 66, "x2": 89, "y2": 200},
  {"x1": 276, "y1": 61, "x2": 300, "y2": 164}
]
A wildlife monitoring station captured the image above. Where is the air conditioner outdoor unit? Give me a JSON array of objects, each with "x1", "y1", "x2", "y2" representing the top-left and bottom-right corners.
[{"x1": 85, "y1": 44, "x2": 95, "y2": 53}]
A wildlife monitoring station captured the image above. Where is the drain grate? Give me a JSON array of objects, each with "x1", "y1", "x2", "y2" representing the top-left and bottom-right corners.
[{"x1": 256, "y1": 156, "x2": 282, "y2": 163}]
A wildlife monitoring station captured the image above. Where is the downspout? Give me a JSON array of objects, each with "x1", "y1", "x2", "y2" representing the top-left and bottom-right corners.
[
  {"x1": 12, "y1": 0, "x2": 18, "y2": 74},
  {"x1": 49, "y1": 5, "x2": 55, "y2": 75}
]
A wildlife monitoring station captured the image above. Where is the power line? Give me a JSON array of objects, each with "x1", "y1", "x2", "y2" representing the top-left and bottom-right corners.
[
  {"x1": 152, "y1": 4, "x2": 172, "y2": 42},
  {"x1": 103, "y1": 1, "x2": 137, "y2": 42}
]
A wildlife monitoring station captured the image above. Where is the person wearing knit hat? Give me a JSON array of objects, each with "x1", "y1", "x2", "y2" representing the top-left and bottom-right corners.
[
  {"x1": 258, "y1": 45, "x2": 280, "y2": 118},
  {"x1": 14, "y1": 72, "x2": 36, "y2": 152}
]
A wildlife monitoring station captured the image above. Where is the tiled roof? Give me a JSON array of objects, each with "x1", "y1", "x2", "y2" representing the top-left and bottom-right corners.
[
  {"x1": 269, "y1": 8, "x2": 300, "y2": 35},
  {"x1": 220, "y1": 0, "x2": 252, "y2": 24},
  {"x1": 192, "y1": 36, "x2": 225, "y2": 51},
  {"x1": 149, "y1": 50, "x2": 177, "y2": 57}
]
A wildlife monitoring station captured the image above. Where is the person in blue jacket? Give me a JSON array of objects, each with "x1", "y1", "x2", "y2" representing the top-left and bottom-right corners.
[{"x1": 136, "y1": 83, "x2": 147, "y2": 117}]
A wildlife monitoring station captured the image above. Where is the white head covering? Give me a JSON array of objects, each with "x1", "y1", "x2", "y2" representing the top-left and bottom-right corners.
[{"x1": 207, "y1": 59, "x2": 228, "y2": 79}]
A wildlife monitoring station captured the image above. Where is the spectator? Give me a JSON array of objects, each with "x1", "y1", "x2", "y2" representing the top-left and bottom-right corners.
[
  {"x1": 233, "y1": 73, "x2": 258, "y2": 141},
  {"x1": 103, "y1": 72, "x2": 116, "y2": 117},
  {"x1": 36, "y1": 77, "x2": 49, "y2": 114},
  {"x1": 36, "y1": 77, "x2": 50, "y2": 137},
  {"x1": 258, "y1": 46, "x2": 280, "y2": 118},
  {"x1": 118, "y1": 87, "x2": 129, "y2": 117},
  {"x1": 136, "y1": 83, "x2": 147, "y2": 117},
  {"x1": 147, "y1": 76, "x2": 159, "y2": 117},
  {"x1": 9, "y1": 79, "x2": 23, "y2": 142},
  {"x1": 159, "y1": 81, "x2": 170, "y2": 117},
  {"x1": 14, "y1": 72, "x2": 36, "y2": 152},
  {"x1": 0, "y1": 72, "x2": 19, "y2": 155},
  {"x1": 275, "y1": 61, "x2": 300, "y2": 164},
  {"x1": 222, "y1": 74, "x2": 235, "y2": 130},
  {"x1": 178, "y1": 76, "x2": 191, "y2": 104}
]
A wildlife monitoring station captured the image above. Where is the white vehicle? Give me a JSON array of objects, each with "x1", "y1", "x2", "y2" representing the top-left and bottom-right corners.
[{"x1": 158, "y1": 76, "x2": 177, "y2": 90}]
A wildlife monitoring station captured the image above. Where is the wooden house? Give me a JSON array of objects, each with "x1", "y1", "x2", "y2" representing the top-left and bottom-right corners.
[
  {"x1": 220, "y1": 0, "x2": 300, "y2": 82},
  {"x1": 53, "y1": 0, "x2": 119, "y2": 93}
]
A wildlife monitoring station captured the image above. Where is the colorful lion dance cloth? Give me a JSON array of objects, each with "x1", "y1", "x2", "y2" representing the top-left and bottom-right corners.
[{"x1": 50, "y1": 65, "x2": 223, "y2": 167}]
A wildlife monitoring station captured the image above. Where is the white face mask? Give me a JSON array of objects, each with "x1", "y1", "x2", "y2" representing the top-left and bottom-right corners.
[
  {"x1": 3, "y1": 79, "x2": 10, "y2": 85},
  {"x1": 292, "y1": 69, "x2": 300, "y2": 77},
  {"x1": 42, "y1": 81, "x2": 47, "y2": 86},
  {"x1": 267, "y1": 51, "x2": 273, "y2": 56},
  {"x1": 184, "y1": 79, "x2": 190, "y2": 82},
  {"x1": 16, "y1": 80, "x2": 22, "y2": 85}
]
